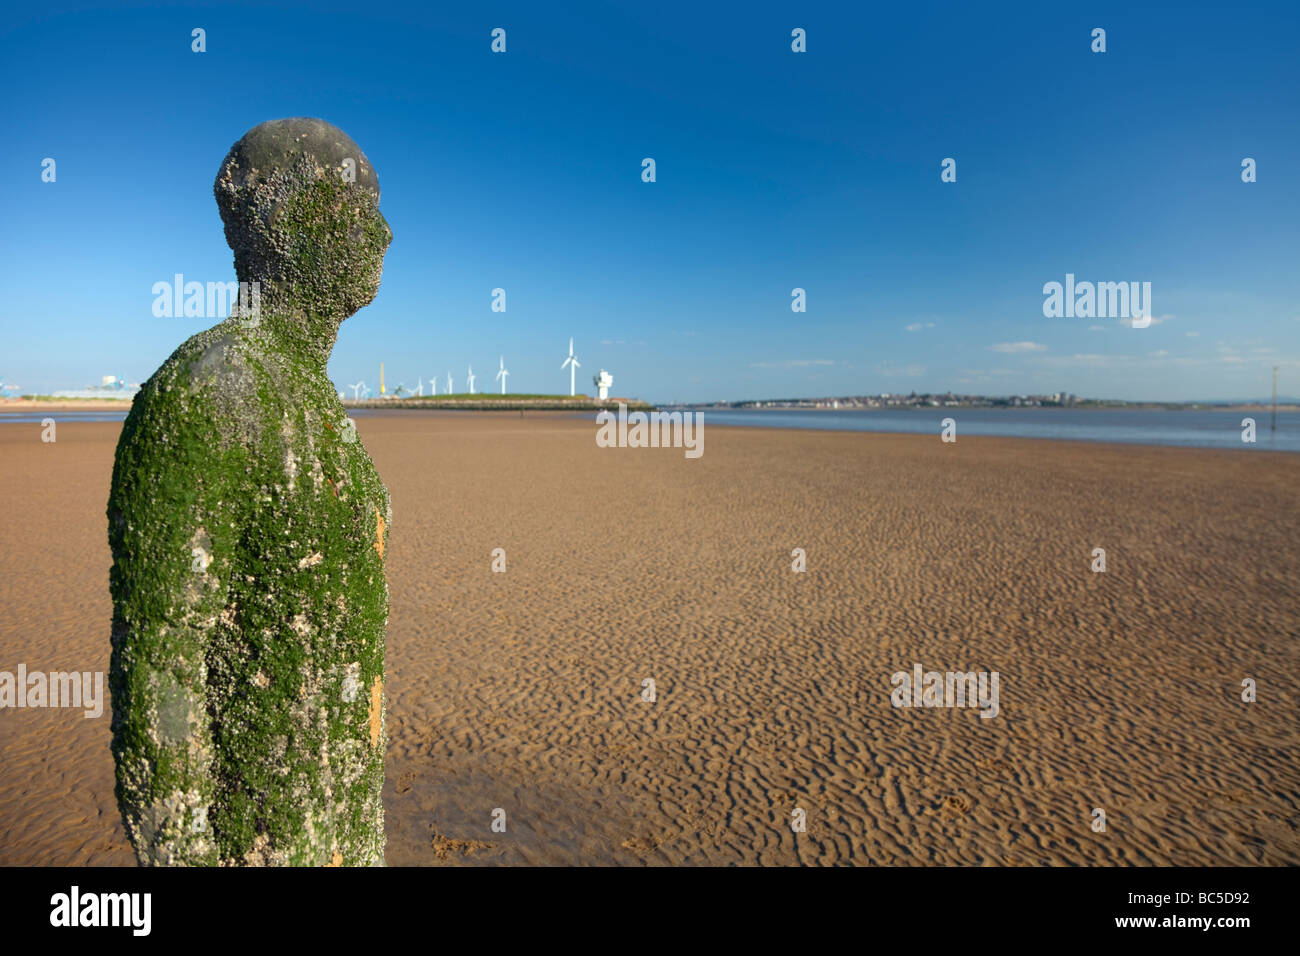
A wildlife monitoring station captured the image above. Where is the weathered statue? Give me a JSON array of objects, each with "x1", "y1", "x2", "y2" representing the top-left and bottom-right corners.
[{"x1": 108, "y1": 118, "x2": 392, "y2": 865}]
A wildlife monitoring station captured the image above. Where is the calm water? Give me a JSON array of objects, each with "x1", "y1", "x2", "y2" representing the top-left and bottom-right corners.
[
  {"x1": 3, "y1": 406, "x2": 1297, "y2": 452},
  {"x1": 0, "y1": 411, "x2": 130, "y2": 423},
  {"x1": 682, "y1": 407, "x2": 1300, "y2": 452}
]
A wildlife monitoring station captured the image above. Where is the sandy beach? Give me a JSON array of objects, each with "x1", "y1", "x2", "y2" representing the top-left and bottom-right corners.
[
  {"x1": 0, "y1": 412, "x2": 1296, "y2": 866},
  {"x1": 0, "y1": 400, "x2": 136, "y2": 412}
]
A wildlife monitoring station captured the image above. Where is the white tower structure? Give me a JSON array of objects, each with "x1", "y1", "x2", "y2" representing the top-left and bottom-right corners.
[
  {"x1": 467, "y1": 365, "x2": 476, "y2": 394},
  {"x1": 594, "y1": 369, "x2": 613, "y2": 401},
  {"x1": 495, "y1": 355, "x2": 510, "y2": 394}
]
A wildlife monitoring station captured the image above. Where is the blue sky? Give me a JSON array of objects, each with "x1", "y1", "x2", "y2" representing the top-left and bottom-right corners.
[{"x1": 2, "y1": 0, "x2": 1297, "y2": 402}]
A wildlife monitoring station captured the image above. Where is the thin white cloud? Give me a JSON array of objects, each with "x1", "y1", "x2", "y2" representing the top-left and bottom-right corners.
[
  {"x1": 1120, "y1": 313, "x2": 1174, "y2": 327},
  {"x1": 748, "y1": 359, "x2": 839, "y2": 369},
  {"x1": 1030, "y1": 350, "x2": 1290, "y2": 372},
  {"x1": 904, "y1": 322, "x2": 935, "y2": 332},
  {"x1": 990, "y1": 341, "x2": 1048, "y2": 353}
]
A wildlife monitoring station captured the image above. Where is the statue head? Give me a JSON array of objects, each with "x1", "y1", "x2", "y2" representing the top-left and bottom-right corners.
[{"x1": 214, "y1": 118, "x2": 392, "y2": 347}]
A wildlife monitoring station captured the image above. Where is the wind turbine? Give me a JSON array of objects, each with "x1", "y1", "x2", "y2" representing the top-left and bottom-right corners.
[
  {"x1": 495, "y1": 355, "x2": 509, "y2": 394},
  {"x1": 348, "y1": 381, "x2": 366, "y2": 400},
  {"x1": 467, "y1": 364, "x2": 476, "y2": 395},
  {"x1": 561, "y1": 337, "x2": 580, "y2": 396},
  {"x1": 416, "y1": 378, "x2": 423, "y2": 397},
  {"x1": 446, "y1": 371, "x2": 453, "y2": 395},
  {"x1": 429, "y1": 375, "x2": 436, "y2": 396}
]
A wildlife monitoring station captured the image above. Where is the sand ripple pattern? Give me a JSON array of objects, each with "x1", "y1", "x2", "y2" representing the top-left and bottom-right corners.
[{"x1": 1, "y1": 416, "x2": 1296, "y2": 865}]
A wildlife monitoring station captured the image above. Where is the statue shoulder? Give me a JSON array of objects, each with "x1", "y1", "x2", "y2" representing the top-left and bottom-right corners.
[{"x1": 125, "y1": 321, "x2": 290, "y2": 452}]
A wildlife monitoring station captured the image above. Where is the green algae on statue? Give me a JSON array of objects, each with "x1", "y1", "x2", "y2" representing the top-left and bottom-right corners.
[{"x1": 107, "y1": 118, "x2": 393, "y2": 866}]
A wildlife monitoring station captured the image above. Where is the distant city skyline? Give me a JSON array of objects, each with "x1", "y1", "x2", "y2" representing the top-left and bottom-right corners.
[{"x1": 3, "y1": 1, "x2": 1297, "y2": 403}]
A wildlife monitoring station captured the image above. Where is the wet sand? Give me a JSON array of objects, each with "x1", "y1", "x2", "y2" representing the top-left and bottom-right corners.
[{"x1": 0, "y1": 413, "x2": 1296, "y2": 865}]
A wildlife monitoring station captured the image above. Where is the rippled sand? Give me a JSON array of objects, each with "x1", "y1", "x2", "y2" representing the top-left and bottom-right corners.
[{"x1": 1, "y1": 413, "x2": 1296, "y2": 865}]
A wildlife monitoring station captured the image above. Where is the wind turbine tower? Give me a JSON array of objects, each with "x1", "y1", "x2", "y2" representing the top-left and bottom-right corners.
[
  {"x1": 446, "y1": 371, "x2": 453, "y2": 395},
  {"x1": 467, "y1": 364, "x2": 476, "y2": 395},
  {"x1": 561, "y1": 338, "x2": 580, "y2": 396},
  {"x1": 495, "y1": 355, "x2": 510, "y2": 394}
]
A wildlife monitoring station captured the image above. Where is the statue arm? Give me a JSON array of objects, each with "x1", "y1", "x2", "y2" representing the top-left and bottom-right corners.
[{"x1": 108, "y1": 400, "x2": 233, "y2": 865}]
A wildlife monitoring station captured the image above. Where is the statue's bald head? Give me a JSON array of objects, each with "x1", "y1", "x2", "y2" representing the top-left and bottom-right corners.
[{"x1": 215, "y1": 118, "x2": 391, "y2": 328}]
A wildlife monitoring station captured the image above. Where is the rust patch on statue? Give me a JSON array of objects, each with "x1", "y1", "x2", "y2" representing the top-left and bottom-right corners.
[
  {"x1": 373, "y1": 507, "x2": 385, "y2": 559},
  {"x1": 369, "y1": 676, "x2": 383, "y2": 747}
]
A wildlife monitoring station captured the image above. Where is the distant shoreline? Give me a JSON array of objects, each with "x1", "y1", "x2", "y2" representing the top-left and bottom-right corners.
[
  {"x1": 344, "y1": 397, "x2": 653, "y2": 412},
  {"x1": 673, "y1": 403, "x2": 1300, "y2": 414},
  {"x1": 0, "y1": 399, "x2": 136, "y2": 412},
  {"x1": 3, "y1": 398, "x2": 1293, "y2": 414},
  {"x1": 0, "y1": 396, "x2": 655, "y2": 413}
]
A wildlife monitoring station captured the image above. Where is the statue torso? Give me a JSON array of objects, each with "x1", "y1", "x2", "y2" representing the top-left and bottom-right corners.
[{"x1": 108, "y1": 315, "x2": 389, "y2": 865}]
